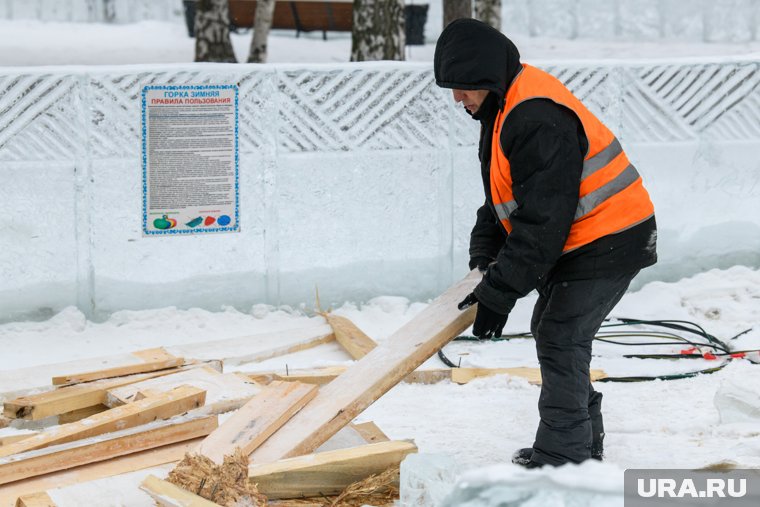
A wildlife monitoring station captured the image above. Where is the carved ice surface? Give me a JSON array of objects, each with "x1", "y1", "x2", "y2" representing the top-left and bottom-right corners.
[
  {"x1": 440, "y1": 461, "x2": 624, "y2": 507},
  {"x1": 714, "y1": 380, "x2": 760, "y2": 424},
  {"x1": 400, "y1": 453, "x2": 460, "y2": 507},
  {"x1": 1, "y1": 60, "x2": 759, "y2": 320}
]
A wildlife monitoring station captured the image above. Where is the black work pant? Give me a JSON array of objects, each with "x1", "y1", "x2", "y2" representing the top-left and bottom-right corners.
[{"x1": 529, "y1": 270, "x2": 638, "y2": 466}]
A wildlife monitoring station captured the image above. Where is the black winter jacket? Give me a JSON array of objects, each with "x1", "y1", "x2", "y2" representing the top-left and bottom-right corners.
[{"x1": 434, "y1": 19, "x2": 657, "y2": 315}]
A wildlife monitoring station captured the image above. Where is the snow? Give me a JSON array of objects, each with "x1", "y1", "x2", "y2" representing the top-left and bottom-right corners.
[
  {"x1": 0, "y1": 267, "x2": 759, "y2": 505},
  {"x1": 1, "y1": 10, "x2": 760, "y2": 506}
]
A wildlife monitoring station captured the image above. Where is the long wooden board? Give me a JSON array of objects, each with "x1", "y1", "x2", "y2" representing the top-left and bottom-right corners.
[
  {"x1": 0, "y1": 441, "x2": 195, "y2": 504},
  {"x1": 450, "y1": 367, "x2": 608, "y2": 385},
  {"x1": 0, "y1": 386, "x2": 206, "y2": 458},
  {"x1": 14, "y1": 492, "x2": 55, "y2": 507},
  {"x1": 105, "y1": 368, "x2": 260, "y2": 415},
  {"x1": 196, "y1": 381, "x2": 318, "y2": 465},
  {"x1": 140, "y1": 475, "x2": 222, "y2": 507},
  {"x1": 248, "y1": 440, "x2": 417, "y2": 499},
  {"x1": 0, "y1": 325, "x2": 326, "y2": 402},
  {"x1": 4, "y1": 367, "x2": 197, "y2": 421},
  {"x1": 250, "y1": 270, "x2": 480, "y2": 463},
  {"x1": 322, "y1": 314, "x2": 377, "y2": 359},
  {"x1": 52, "y1": 348, "x2": 184, "y2": 386},
  {"x1": 248, "y1": 366, "x2": 453, "y2": 387},
  {"x1": 0, "y1": 416, "x2": 217, "y2": 485},
  {"x1": 167, "y1": 325, "x2": 335, "y2": 366},
  {"x1": 0, "y1": 414, "x2": 387, "y2": 504}
]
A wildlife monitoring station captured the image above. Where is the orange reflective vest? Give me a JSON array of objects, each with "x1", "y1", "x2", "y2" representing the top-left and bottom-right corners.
[{"x1": 490, "y1": 64, "x2": 655, "y2": 252}]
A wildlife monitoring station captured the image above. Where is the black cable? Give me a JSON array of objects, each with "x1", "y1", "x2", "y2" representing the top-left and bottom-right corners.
[{"x1": 441, "y1": 317, "x2": 746, "y2": 382}]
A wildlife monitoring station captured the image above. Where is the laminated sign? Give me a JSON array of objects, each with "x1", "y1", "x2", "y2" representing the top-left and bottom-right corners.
[{"x1": 142, "y1": 84, "x2": 239, "y2": 235}]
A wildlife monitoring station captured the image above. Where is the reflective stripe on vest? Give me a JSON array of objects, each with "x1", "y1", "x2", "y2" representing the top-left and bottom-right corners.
[{"x1": 490, "y1": 64, "x2": 655, "y2": 252}]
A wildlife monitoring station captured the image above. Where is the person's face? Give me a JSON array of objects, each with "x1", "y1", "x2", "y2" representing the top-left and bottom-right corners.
[{"x1": 452, "y1": 89, "x2": 489, "y2": 114}]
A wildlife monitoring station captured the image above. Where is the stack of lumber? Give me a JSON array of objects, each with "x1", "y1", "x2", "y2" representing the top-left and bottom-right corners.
[{"x1": 1, "y1": 270, "x2": 589, "y2": 506}]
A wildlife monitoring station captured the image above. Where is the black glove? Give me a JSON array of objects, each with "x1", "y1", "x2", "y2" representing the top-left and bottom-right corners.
[
  {"x1": 457, "y1": 292, "x2": 509, "y2": 339},
  {"x1": 469, "y1": 256, "x2": 492, "y2": 273}
]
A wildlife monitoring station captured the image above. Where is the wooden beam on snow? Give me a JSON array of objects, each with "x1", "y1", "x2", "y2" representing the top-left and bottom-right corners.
[
  {"x1": 4, "y1": 364, "x2": 215, "y2": 422},
  {"x1": 351, "y1": 421, "x2": 390, "y2": 444},
  {"x1": 248, "y1": 366, "x2": 453, "y2": 388},
  {"x1": 140, "y1": 475, "x2": 222, "y2": 507},
  {"x1": 247, "y1": 366, "x2": 348, "y2": 386},
  {"x1": 450, "y1": 367, "x2": 608, "y2": 385},
  {"x1": 196, "y1": 381, "x2": 318, "y2": 465},
  {"x1": 0, "y1": 433, "x2": 37, "y2": 447},
  {"x1": 166, "y1": 325, "x2": 335, "y2": 367},
  {"x1": 0, "y1": 438, "x2": 201, "y2": 504},
  {"x1": 14, "y1": 492, "x2": 56, "y2": 507},
  {"x1": 249, "y1": 270, "x2": 480, "y2": 463},
  {"x1": 105, "y1": 367, "x2": 260, "y2": 416},
  {"x1": 51, "y1": 348, "x2": 184, "y2": 386},
  {"x1": 0, "y1": 415, "x2": 217, "y2": 486},
  {"x1": 0, "y1": 386, "x2": 206, "y2": 458},
  {"x1": 322, "y1": 314, "x2": 377, "y2": 360},
  {"x1": 248, "y1": 440, "x2": 417, "y2": 499}
]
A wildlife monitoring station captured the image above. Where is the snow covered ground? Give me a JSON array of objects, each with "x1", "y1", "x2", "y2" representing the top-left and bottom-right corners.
[
  {"x1": 1, "y1": 267, "x2": 759, "y2": 505},
  {"x1": 2, "y1": 14, "x2": 760, "y2": 507}
]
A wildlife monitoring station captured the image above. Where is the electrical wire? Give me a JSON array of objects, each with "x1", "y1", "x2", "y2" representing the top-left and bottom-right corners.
[{"x1": 438, "y1": 318, "x2": 755, "y2": 382}]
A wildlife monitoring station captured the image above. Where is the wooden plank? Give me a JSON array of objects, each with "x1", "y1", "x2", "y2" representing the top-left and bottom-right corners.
[
  {"x1": 0, "y1": 434, "x2": 37, "y2": 448},
  {"x1": 450, "y1": 367, "x2": 608, "y2": 385},
  {"x1": 140, "y1": 475, "x2": 222, "y2": 507},
  {"x1": 0, "y1": 386, "x2": 206, "y2": 458},
  {"x1": 247, "y1": 366, "x2": 347, "y2": 386},
  {"x1": 52, "y1": 348, "x2": 184, "y2": 386},
  {"x1": 0, "y1": 416, "x2": 217, "y2": 486},
  {"x1": 105, "y1": 368, "x2": 260, "y2": 416},
  {"x1": 248, "y1": 366, "x2": 452, "y2": 387},
  {"x1": 248, "y1": 440, "x2": 417, "y2": 499},
  {"x1": 166, "y1": 325, "x2": 335, "y2": 367},
  {"x1": 250, "y1": 270, "x2": 480, "y2": 463},
  {"x1": 0, "y1": 440, "x2": 198, "y2": 504},
  {"x1": 56, "y1": 405, "x2": 108, "y2": 424},
  {"x1": 14, "y1": 492, "x2": 55, "y2": 507},
  {"x1": 196, "y1": 381, "x2": 318, "y2": 465},
  {"x1": 4, "y1": 365, "x2": 213, "y2": 421},
  {"x1": 351, "y1": 421, "x2": 390, "y2": 444},
  {"x1": 322, "y1": 314, "x2": 377, "y2": 360}
]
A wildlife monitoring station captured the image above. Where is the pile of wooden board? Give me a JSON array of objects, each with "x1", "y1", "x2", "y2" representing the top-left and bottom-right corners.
[{"x1": 0, "y1": 270, "x2": 601, "y2": 506}]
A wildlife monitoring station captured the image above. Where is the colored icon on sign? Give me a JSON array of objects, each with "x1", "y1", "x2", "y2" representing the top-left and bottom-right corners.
[
  {"x1": 186, "y1": 216, "x2": 203, "y2": 228},
  {"x1": 153, "y1": 215, "x2": 177, "y2": 230},
  {"x1": 218, "y1": 215, "x2": 231, "y2": 226},
  {"x1": 204, "y1": 216, "x2": 216, "y2": 226}
]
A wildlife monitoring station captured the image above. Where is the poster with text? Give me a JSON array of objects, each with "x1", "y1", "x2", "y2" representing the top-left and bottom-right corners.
[{"x1": 142, "y1": 84, "x2": 239, "y2": 236}]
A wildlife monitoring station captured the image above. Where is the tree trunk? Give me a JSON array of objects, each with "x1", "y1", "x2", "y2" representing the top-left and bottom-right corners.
[
  {"x1": 474, "y1": 0, "x2": 500, "y2": 30},
  {"x1": 195, "y1": 0, "x2": 237, "y2": 63},
  {"x1": 351, "y1": 0, "x2": 405, "y2": 62},
  {"x1": 443, "y1": 0, "x2": 471, "y2": 29},
  {"x1": 248, "y1": 0, "x2": 276, "y2": 62}
]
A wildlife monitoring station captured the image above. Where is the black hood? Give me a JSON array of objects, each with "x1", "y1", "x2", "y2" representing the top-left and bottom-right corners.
[{"x1": 434, "y1": 19, "x2": 522, "y2": 104}]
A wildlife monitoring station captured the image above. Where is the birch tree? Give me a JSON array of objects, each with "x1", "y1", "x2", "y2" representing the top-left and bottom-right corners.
[
  {"x1": 474, "y1": 0, "x2": 501, "y2": 30},
  {"x1": 351, "y1": 0, "x2": 405, "y2": 61},
  {"x1": 248, "y1": 0, "x2": 276, "y2": 62},
  {"x1": 443, "y1": 0, "x2": 471, "y2": 29},
  {"x1": 195, "y1": 0, "x2": 237, "y2": 63}
]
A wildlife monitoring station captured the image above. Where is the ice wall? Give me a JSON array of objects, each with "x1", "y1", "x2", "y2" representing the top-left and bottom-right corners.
[{"x1": 1, "y1": 59, "x2": 759, "y2": 321}]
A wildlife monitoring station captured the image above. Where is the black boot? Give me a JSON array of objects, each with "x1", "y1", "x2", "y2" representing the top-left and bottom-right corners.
[{"x1": 511, "y1": 447, "x2": 543, "y2": 469}]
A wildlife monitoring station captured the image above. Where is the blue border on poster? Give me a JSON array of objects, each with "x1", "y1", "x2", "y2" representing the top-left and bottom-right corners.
[{"x1": 141, "y1": 84, "x2": 240, "y2": 236}]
